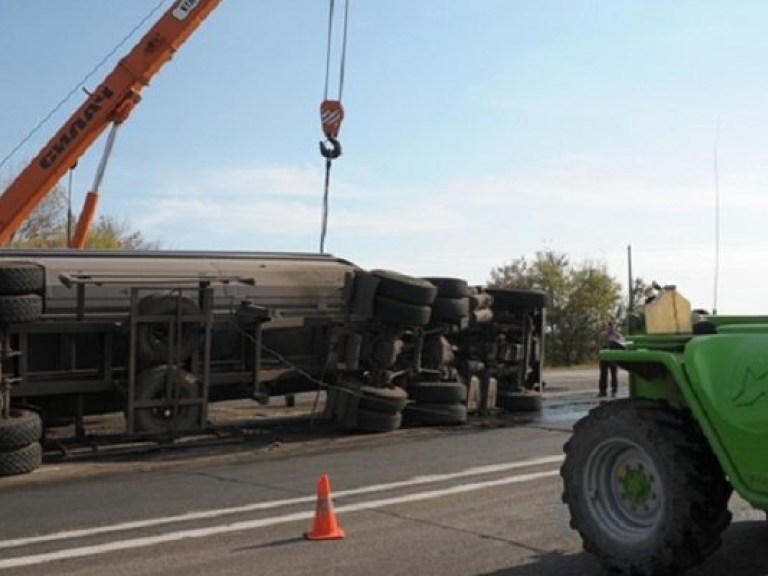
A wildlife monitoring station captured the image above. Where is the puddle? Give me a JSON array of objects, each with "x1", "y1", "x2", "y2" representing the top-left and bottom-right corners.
[{"x1": 515, "y1": 391, "x2": 626, "y2": 425}]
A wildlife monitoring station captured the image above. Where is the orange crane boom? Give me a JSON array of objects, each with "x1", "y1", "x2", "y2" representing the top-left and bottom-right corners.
[{"x1": 0, "y1": 0, "x2": 221, "y2": 247}]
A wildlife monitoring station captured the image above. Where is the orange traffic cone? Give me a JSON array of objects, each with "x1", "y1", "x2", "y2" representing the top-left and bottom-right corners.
[{"x1": 304, "y1": 473, "x2": 346, "y2": 540}]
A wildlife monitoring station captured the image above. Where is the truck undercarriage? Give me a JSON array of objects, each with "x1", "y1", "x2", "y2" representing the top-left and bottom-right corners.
[{"x1": 0, "y1": 250, "x2": 547, "y2": 476}]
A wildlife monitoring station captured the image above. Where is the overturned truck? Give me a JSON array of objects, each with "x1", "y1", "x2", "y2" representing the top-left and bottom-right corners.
[{"x1": 0, "y1": 250, "x2": 546, "y2": 475}]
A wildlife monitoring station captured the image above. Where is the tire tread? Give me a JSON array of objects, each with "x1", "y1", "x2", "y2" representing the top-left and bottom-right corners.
[{"x1": 561, "y1": 399, "x2": 732, "y2": 575}]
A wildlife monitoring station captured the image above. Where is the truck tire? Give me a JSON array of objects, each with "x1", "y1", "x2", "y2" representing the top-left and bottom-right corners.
[
  {"x1": 0, "y1": 294, "x2": 43, "y2": 324},
  {"x1": 407, "y1": 381, "x2": 467, "y2": 404},
  {"x1": 358, "y1": 386, "x2": 408, "y2": 414},
  {"x1": 423, "y1": 277, "x2": 471, "y2": 298},
  {"x1": 497, "y1": 391, "x2": 542, "y2": 412},
  {"x1": 372, "y1": 270, "x2": 437, "y2": 305},
  {"x1": 136, "y1": 295, "x2": 202, "y2": 365},
  {"x1": 0, "y1": 261, "x2": 44, "y2": 295},
  {"x1": 403, "y1": 402, "x2": 467, "y2": 426},
  {"x1": 0, "y1": 409, "x2": 42, "y2": 449},
  {"x1": 133, "y1": 366, "x2": 202, "y2": 435},
  {"x1": 374, "y1": 295, "x2": 431, "y2": 326},
  {"x1": 430, "y1": 297, "x2": 469, "y2": 323},
  {"x1": 0, "y1": 442, "x2": 42, "y2": 476},
  {"x1": 356, "y1": 408, "x2": 402, "y2": 433},
  {"x1": 561, "y1": 399, "x2": 732, "y2": 576}
]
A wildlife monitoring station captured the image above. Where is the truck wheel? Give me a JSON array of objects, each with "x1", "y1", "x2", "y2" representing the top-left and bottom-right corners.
[
  {"x1": 0, "y1": 442, "x2": 42, "y2": 476},
  {"x1": 430, "y1": 297, "x2": 469, "y2": 323},
  {"x1": 356, "y1": 408, "x2": 402, "y2": 433},
  {"x1": 136, "y1": 295, "x2": 202, "y2": 365},
  {"x1": 133, "y1": 367, "x2": 202, "y2": 435},
  {"x1": 403, "y1": 402, "x2": 467, "y2": 426},
  {"x1": 0, "y1": 294, "x2": 42, "y2": 324},
  {"x1": 374, "y1": 295, "x2": 431, "y2": 326},
  {"x1": 358, "y1": 386, "x2": 408, "y2": 414},
  {"x1": 561, "y1": 399, "x2": 732, "y2": 576},
  {"x1": 0, "y1": 409, "x2": 42, "y2": 449},
  {"x1": 407, "y1": 381, "x2": 467, "y2": 404},
  {"x1": 497, "y1": 391, "x2": 542, "y2": 412},
  {"x1": 0, "y1": 262, "x2": 44, "y2": 295},
  {"x1": 423, "y1": 277, "x2": 471, "y2": 298},
  {"x1": 372, "y1": 270, "x2": 437, "y2": 305}
]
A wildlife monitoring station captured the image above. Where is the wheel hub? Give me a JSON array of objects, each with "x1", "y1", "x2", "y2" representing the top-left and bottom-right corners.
[
  {"x1": 619, "y1": 463, "x2": 653, "y2": 506},
  {"x1": 585, "y1": 438, "x2": 665, "y2": 542}
]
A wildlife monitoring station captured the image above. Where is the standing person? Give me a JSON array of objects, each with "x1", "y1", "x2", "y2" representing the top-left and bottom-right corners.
[{"x1": 598, "y1": 320, "x2": 624, "y2": 397}]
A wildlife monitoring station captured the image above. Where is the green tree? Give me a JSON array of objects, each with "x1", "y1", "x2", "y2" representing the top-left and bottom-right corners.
[
  {"x1": 2, "y1": 182, "x2": 158, "y2": 249},
  {"x1": 81, "y1": 216, "x2": 160, "y2": 250},
  {"x1": 8, "y1": 185, "x2": 68, "y2": 247},
  {"x1": 628, "y1": 277, "x2": 656, "y2": 312},
  {"x1": 489, "y1": 250, "x2": 622, "y2": 366}
]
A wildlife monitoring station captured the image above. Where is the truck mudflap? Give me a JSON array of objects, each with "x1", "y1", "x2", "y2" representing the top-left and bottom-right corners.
[{"x1": 684, "y1": 334, "x2": 768, "y2": 502}]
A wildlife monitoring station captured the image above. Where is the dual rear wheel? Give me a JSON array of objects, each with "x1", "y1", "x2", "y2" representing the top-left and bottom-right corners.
[{"x1": 0, "y1": 263, "x2": 45, "y2": 475}]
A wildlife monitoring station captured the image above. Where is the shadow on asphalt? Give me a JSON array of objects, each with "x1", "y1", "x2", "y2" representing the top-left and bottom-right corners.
[
  {"x1": 480, "y1": 520, "x2": 768, "y2": 576},
  {"x1": 478, "y1": 549, "x2": 604, "y2": 575}
]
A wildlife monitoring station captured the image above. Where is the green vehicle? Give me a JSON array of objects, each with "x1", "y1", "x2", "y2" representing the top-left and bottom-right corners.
[{"x1": 561, "y1": 286, "x2": 768, "y2": 575}]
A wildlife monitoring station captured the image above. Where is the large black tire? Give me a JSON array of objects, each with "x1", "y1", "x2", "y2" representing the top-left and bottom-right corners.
[
  {"x1": 561, "y1": 399, "x2": 732, "y2": 576},
  {"x1": 0, "y1": 409, "x2": 42, "y2": 449},
  {"x1": 356, "y1": 408, "x2": 402, "y2": 433},
  {"x1": 423, "y1": 277, "x2": 471, "y2": 298},
  {"x1": 488, "y1": 288, "x2": 548, "y2": 309},
  {"x1": 430, "y1": 297, "x2": 470, "y2": 323},
  {"x1": 0, "y1": 442, "x2": 42, "y2": 476},
  {"x1": 0, "y1": 262, "x2": 44, "y2": 295},
  {"x1": 359, "y1": 386, "x2": 408, "y2": 414},
  {"x1": 136, "y1": 295, "x2": 202, "y2": 365},
  {"x1": 374, "y1": 295, "x2": 431, "y2": 326},
  {"x1": 0, "y1": 294, "x2": 43, "y2": 324},
  {"x1": 408, "y1": 381, "x2": 467, "y2": 404},
  {"x1": 132, "y1": 366, "x2": 202, "y2": 434},
  {"x1": 403, "y1": 402, "x2": 468, "y2": 426},
  {"x1": 372, "y1": 270, "x2": 437, "y2": 305},
  {"x1": 497, "y1": 391, "x2": 542, "y2": 412}
]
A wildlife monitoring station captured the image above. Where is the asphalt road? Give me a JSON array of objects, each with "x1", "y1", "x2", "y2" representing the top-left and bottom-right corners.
[{"x1": 0, "y1": 369, "x2": 766, "y2": 576}]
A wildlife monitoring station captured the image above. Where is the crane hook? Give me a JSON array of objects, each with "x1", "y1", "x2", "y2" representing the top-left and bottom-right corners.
[{"x1": 319, "y1": 137, "x2": 342, "y2": 160}]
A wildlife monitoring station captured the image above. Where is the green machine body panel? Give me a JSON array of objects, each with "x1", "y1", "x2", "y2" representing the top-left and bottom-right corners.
[
  {"x1": 602, "y1": 326, "x2": 768, "y2": 509},
  {"x1": 683, "y1": 334, "x2": 768, "y2": 505}
]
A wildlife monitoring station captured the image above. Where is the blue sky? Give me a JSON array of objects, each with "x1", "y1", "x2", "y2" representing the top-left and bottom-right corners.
[{"x1": 3, "y1": 1, "x2": 768, "y2": 313}]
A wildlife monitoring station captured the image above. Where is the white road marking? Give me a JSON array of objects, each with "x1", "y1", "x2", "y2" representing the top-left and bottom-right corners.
[
  {"x1": 0, "y1": 454, "x2": 563, "y2": 550},
  {"x1": 0, "y1": 467, "x2": 561, "y2": 570}
]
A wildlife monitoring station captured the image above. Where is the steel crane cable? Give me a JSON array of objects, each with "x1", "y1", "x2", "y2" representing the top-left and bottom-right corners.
[
  {"x1": 322, "y1": 0, "x2": 350, "y2": 102},
  {"x1": 0, "y1": 0, "x2": 167, "y2": 175},
  {"x1": 319, "y1": 0, "x2": 350, "y2": 254}
]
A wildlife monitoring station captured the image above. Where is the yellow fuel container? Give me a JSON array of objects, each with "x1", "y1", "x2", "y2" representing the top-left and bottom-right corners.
[{"x1": 645, "y1": 286, "x2": 692, "y2": 334}]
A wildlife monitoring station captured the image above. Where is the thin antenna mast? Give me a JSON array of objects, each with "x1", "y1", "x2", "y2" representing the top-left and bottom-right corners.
[
  {"x1": 627, "y1": 244, "x2": 634, "y2": 313},
  {"x1": 713, "y1": 119, "x2": 721, "y2": 314}
]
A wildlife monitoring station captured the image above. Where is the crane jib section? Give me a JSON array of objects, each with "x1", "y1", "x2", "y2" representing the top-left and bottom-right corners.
[{"x1": 0, "y1": 0, "x2": 222, "y2": 246}]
